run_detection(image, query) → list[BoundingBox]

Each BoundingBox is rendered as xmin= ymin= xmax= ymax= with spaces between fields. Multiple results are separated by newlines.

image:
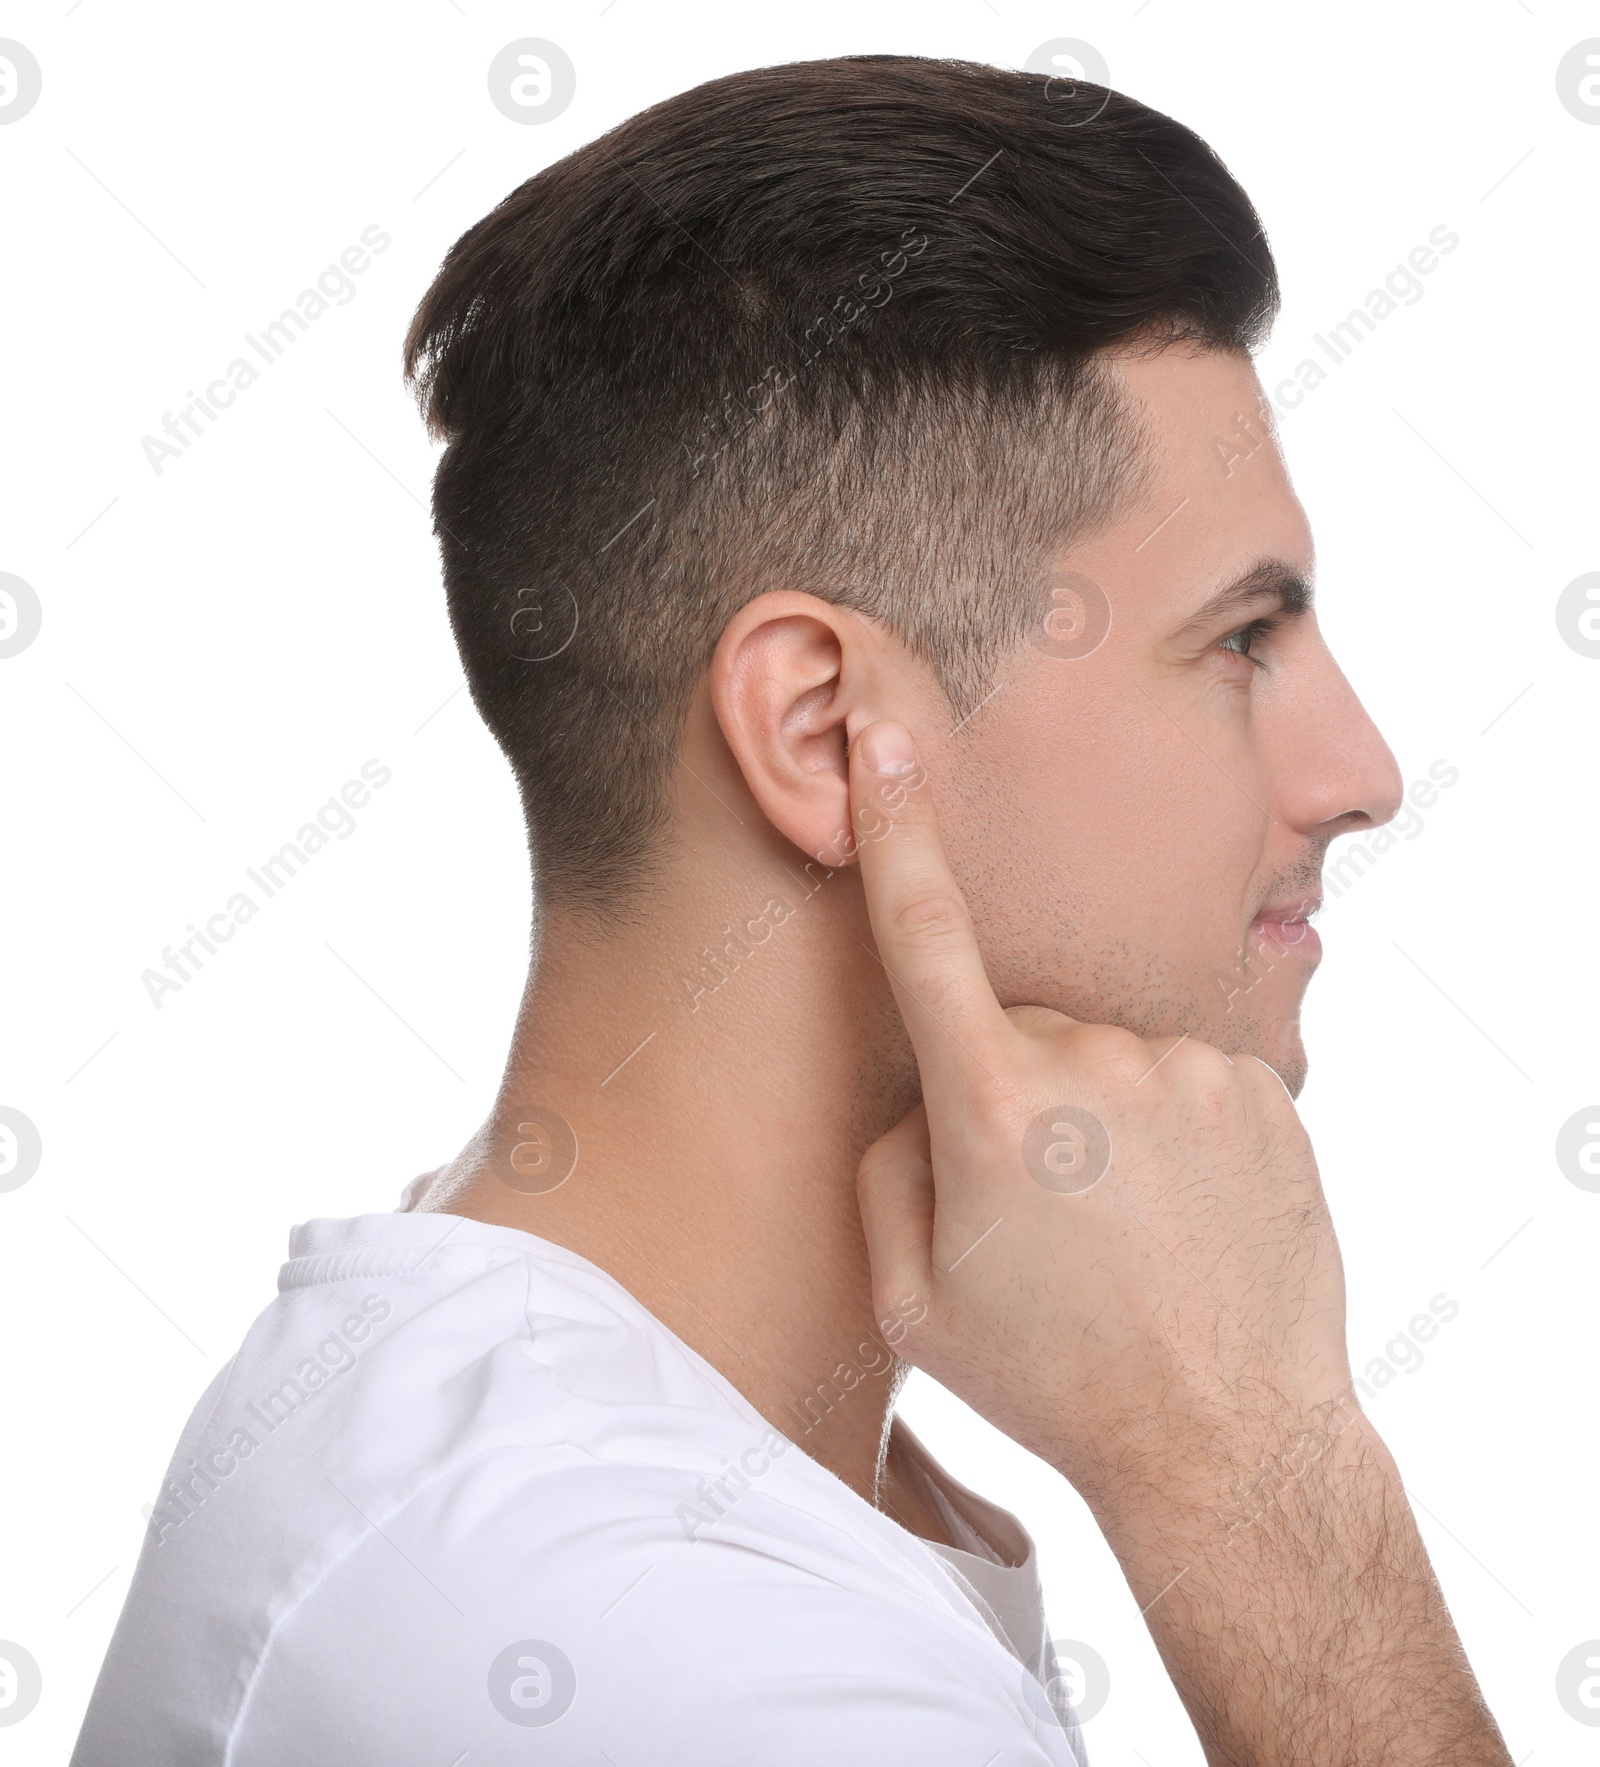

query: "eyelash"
xmin=1217 ymin=616 xmax=1281 ymax=668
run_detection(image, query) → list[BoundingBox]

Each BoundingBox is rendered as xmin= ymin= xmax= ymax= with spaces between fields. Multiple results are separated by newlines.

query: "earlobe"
xmin=709 ymin=593 xmax=858 ymax=866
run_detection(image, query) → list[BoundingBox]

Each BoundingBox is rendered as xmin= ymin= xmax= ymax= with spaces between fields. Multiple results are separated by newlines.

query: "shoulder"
xmin=228 ymin=1449 xmax=1074 ymax=1766
xmin=80 ymin=1217 xmax=1075 ymax=1764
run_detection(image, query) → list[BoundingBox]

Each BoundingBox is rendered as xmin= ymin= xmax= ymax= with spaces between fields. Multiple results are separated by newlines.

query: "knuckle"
xmin=857 ymin=1136 xmax=912 ymax=1185
xmin=1246 ymin=1064 xmax=1307 ymax=1134
xmin=888 ymin=888 xmax=971 ymax=951
xmin=855 ymin=1139 xmax=891 ymax=1185
xmin=854 ymin=772 xmax=930 ymax=841
xmin=1004 ymin=1002 xmax=1071 ymax=1038
xmin=1166 ymin=1038 xmax=1240 ymax=1089
xmin=860 ymin=767 xmax=927 ymax=819
xmin=1241 ymin=1053 xmax=1294 ymax=1101
xmin=1070 ymin=1025 xmax=1152 ymax=1087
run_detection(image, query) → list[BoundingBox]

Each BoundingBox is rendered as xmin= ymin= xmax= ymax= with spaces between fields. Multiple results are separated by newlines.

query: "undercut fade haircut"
xmin=404 ymin=54 xmax=1278 ymax=918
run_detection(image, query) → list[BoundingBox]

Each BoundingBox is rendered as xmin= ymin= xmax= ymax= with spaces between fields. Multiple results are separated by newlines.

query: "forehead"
xmin=1081 ymin=344 xmax=1314 ymax=626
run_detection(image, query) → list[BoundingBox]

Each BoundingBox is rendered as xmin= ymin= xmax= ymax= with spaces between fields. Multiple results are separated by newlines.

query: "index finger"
xmin=848 ymin=720 xmax=1014 ymax=1091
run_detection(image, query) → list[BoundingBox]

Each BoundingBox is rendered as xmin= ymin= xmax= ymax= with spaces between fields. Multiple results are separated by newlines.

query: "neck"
xmin=422 ymin=847 xmax=926 ymax=1520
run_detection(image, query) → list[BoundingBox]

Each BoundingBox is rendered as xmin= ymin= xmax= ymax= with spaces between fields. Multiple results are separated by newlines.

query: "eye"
xmin=1217 ymin=615 xmax=1280 ymax=668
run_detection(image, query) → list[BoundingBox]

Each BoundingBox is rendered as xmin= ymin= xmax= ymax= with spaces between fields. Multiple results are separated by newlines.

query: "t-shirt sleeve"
xmin=229 ymin=1457 xmax=1077 ymax=1767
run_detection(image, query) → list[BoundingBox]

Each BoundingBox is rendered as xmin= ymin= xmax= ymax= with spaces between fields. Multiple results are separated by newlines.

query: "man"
xmin=77 ymin=54 xmax=1510 ymax=1765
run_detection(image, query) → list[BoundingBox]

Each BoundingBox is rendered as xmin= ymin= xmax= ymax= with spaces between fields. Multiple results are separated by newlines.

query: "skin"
xmin=846 ymin=717 xmax=1508 ymax=1763
xmin=417 ymin=343 xmax=1509 ymax=1758
xmin=420 ymin=342 xmax=1391 ymax=1510
xmin=938 ymin=345 xmax=1397 ymax=1099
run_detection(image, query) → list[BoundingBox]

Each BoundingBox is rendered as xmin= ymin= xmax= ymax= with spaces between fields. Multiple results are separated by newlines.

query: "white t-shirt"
xmin=75 ymin=1177 xmax=1086 ymax=1766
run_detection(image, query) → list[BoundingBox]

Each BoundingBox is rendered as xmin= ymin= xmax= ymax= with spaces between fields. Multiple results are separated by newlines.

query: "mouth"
xmin=1249 ymin=892 xmax=1323 ymax=961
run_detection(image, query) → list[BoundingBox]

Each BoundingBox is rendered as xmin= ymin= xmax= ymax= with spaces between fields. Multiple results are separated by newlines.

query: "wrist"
xmin=1077 ymin=1383 xmax=1395 ymax=1557
xmin=1078 ymin=1400 xmax=1508 ymax=1767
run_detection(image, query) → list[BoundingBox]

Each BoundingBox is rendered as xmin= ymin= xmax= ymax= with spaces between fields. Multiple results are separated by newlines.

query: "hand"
xmin=849 ymin=719 xmax=1512 ymax=1765
xmin=849 ymin=718 xmax=1353 ymax=1516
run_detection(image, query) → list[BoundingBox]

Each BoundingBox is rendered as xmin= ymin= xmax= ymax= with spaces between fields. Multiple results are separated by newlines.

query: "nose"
xmin=1276 ymin=636 xmax=1404 ymax=841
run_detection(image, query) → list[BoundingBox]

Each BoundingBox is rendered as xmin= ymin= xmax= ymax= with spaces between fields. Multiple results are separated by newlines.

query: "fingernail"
xmin=859 ymin=721 xmax=918 ymax=777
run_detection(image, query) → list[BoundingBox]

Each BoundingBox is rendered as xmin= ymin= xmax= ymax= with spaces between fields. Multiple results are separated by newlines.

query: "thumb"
xmin=855 ymin=1101 xmax=935 ymax=1328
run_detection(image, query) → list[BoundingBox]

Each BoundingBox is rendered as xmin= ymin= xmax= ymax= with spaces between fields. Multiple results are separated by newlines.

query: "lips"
xmin=1249 ymin=893 xmax=1323 ymax=958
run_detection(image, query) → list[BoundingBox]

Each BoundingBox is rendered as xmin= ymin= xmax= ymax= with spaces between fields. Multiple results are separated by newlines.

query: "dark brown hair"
xmin=404 ymin=54 xmax=1278 ymax=916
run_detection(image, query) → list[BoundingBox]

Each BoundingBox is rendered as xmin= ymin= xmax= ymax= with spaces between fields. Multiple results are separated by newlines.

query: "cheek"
xmin=955 ymin=676 xmax=1263 ymax=949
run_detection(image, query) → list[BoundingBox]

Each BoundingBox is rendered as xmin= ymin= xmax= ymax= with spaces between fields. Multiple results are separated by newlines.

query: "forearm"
xmin=1087 ymin=1404 xmax=1510 ymax=1767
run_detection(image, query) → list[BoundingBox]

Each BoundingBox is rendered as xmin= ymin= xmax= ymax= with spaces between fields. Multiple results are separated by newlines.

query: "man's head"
xmin=406 ymin=53 xmax=1400 ymax=1095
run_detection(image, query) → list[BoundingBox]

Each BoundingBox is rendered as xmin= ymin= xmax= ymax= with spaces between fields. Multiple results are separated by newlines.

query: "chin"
xmin=1254 ymin=1028 xmax=1308 ymax=1098
xmin=1275 ymin=1046 xmax=1308 ymax=1099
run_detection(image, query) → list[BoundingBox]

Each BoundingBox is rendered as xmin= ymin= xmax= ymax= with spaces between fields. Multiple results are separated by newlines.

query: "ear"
xmin=709 ymin=591 xmax=871 ymax=867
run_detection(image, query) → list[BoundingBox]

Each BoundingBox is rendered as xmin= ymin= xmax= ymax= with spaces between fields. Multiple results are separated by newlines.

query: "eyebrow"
xmin=1175 ymin=558 xmax=1314 ymax=636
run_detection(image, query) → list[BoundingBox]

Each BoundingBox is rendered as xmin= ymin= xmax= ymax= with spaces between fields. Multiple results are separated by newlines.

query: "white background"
xmin=2 ymin=2 xmax=1596 ymax=1761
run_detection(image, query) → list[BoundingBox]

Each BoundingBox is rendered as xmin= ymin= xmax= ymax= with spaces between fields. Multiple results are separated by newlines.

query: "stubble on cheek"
xmin=979 ymin=903 xmax=1312 ymax=1096
xmin=930 ymin=767 xmax=1313 ymax=1088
